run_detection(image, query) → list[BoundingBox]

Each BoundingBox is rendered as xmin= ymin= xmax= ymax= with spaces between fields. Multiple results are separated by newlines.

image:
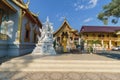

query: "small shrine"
xmin=33 ymin=17 xmax=56 ymax=55
xmin=53 ymin=19 xmax=79 ymax=53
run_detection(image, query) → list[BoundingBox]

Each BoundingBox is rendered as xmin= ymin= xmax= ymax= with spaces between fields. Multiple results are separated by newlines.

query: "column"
xmin=79 ymin=38 xmax=81 ymax=45
xmin=109 ymin=40 xmax=112 ymax=50
xmin=15 ymin=9 xmax=22 ymax=43
xmin=101 ymin=40 xmax=104 ymax=50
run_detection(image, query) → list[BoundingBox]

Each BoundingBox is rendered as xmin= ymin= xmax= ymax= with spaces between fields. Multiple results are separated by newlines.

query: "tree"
xmin=98 ymin=0 xmax=120 ymax=24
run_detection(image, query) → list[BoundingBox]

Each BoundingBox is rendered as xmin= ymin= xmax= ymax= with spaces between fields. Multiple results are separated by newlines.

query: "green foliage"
xmin=98 ymin=0 xmax=120 ymax=24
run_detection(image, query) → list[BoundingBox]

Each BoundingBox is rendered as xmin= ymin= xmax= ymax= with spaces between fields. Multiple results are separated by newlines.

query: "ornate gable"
xmin=53 ymin=19 xmax=72 ymax=36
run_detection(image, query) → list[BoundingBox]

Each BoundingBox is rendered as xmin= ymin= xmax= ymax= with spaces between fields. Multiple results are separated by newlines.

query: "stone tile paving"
xmin=0 ymin=72 xmax=120 ymax=80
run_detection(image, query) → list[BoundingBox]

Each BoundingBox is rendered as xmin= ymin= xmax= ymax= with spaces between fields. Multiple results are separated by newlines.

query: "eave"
xmin=12 ymin=0 xmax=27 ymax=9
xmin=1 ymin=0 xmax=17 ymax=12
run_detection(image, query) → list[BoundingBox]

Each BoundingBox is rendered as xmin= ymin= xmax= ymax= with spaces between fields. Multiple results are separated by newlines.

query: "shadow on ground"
xmin=96 ymin=52 xmax=120 ymax=60
xmin=0 ymin=53 xmax=52 ymax=80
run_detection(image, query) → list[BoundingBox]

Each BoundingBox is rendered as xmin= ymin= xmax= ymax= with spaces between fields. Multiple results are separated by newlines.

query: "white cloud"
xmin=59 ymin=16 xmax=65 ymax=21
xmin=74 ymin=0 xmax=98 ymax=11
xmin=87 ymin=0 xmax=98 ymax=8
xmin=56 ymin=13 xmax=68 ymax=21
xmin=83 ymin=18 xmax=93 ymax=23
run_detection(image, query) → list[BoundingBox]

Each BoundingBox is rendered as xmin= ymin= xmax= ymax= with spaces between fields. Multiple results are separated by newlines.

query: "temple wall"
xmin=7 ymin=43 xmax=35 ymax=56
xmin=21 ymin=16 xmax=28 ymax=43
xmin=0 ymin=1 xmax=40 ymax=57
xmin=6 ymin=0 xmax=20 ymax=42
xmin=0 ymin=1 xmax=20 ymax=57
xmin=0 ymin=40 xmax=8 ymax=57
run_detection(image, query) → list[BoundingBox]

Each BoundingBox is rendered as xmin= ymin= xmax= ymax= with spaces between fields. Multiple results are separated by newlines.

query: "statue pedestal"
xmin=32 ymin=42 xmax=56 ymax=55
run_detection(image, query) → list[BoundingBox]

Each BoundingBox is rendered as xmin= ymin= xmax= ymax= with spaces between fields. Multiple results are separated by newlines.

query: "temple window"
xmin=24 ymin=21 xmax=31 ymax=42
xmin=57 ymin=37 xmax=60 ymax=41
xmin=34 ymin=31 xmax=37 ymax=43
xmin=98 ymin=34 xmax=101 ymax=37
xmin=86 ymin=34 xmax=88 ymax=37
xmin=102 ymin=35 xmax=104 ymax=37
xmin=26 ymin=30 xmax=29 ymax=38
xmin=112 ymin=34 xmax=117 ymax=37
xmin=65 ymin=32 xmax=68 ymax=38
xmin=92 ymin=34 xmax=96 ymax=37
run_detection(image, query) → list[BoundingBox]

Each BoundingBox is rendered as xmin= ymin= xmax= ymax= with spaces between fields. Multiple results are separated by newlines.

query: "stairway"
xmin=1 ymin=56 xmax=120 ymax=73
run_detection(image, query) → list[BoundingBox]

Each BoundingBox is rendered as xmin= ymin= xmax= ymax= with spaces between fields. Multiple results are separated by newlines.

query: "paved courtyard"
xmin=1 ymin=71 xmax=120 ymax=80
xmin=0 ymin=52 xmax=120 ymax=80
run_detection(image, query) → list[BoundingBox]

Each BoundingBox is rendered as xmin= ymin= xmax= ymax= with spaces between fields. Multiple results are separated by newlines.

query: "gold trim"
xmin=16 ymin=9 xmax=22 ymax=42
xmin=12 ymin=0 xmax=27 ymax=9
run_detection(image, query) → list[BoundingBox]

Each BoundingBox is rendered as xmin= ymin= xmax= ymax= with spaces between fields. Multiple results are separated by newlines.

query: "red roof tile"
xmin=80 ymin=26 xmax=120 ymax=33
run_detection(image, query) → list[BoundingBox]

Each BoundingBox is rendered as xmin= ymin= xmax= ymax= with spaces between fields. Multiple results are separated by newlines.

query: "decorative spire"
xmin=64 ymin=17 xmax=67 ymax=21
xmin=36 ymin=12 xmax=40 ymax=16
xmin=46 ymin=16 xmax=49 ymax=22
xmin=26 ymin=0 xmax=30 ymax=8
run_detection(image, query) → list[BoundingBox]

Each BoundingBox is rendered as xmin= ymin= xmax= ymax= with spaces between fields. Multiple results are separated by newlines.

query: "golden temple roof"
xmin=54 ymin=19 xmax=78 ymax=36
xmin=12 ymin=0 xmax=28 ymax=9
xmin=11 ymin=0 xmax=42 ymax=27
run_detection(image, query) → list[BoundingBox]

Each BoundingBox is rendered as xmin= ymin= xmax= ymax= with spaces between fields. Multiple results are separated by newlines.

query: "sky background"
xmin=24 ymin=0 xmax=120 ymax=31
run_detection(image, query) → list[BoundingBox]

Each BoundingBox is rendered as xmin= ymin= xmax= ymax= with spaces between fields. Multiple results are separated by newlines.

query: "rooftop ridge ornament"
xmin=46 ymin=16 xmax=49 ymax=22
xmin=36 ymin=12 xmax=40 ymax=16
xmin=25 ymin=0 xmax=30 ymax=8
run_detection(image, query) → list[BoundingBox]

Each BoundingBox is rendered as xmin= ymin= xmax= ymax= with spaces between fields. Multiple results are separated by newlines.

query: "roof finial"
xmin=64 ymin=17 xmax=67 ymax=21
xmin=46 ymin=16 xmax=49 ymax=22
xmin=26 ymin=0 xmax=30 ymax=8
xmin=36 ymin=12 xmax=40 ymax=16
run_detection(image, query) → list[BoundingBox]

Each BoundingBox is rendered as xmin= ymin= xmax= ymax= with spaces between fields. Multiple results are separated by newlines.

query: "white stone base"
xmin=32 ymin=42 xmax=56 ymax=55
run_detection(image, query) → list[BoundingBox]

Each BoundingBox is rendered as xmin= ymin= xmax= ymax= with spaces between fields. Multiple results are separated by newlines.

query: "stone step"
xmin=4 ymin=60 xmax=120 ymax=64
xmin=1 ymin=60 xmax=120 ymax=72
xmin=1 ymin=67 xmax=120 ymax=72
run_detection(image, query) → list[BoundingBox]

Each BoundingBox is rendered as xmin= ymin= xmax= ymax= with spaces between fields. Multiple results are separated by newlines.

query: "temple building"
xmin=53 ymin=19 xmax=79 ymax=52
xmin=0 ymin=0 xmax=42 ymax=57
xmin=80 ymin=26 xmax=120 ymax=50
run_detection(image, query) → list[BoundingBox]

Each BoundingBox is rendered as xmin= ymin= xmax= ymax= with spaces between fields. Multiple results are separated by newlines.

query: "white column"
xmin=79 ymin=38 xmax=81 ymax=45
xmin=101 ymin=40 xmax=104 ymax=49
xmin=109 ymin=40 xmax=112 ymax=49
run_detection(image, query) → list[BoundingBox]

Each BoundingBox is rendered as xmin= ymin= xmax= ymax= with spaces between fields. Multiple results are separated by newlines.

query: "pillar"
xmin=15 ymin=9 xmax=22 ymax=43
xmin=109 ymin=40 xmax=112 ymax=50
xmin=101 ymin=40 xmax=104 ymax=49
xmin=79 ymin=38 xmax=81 ymax=45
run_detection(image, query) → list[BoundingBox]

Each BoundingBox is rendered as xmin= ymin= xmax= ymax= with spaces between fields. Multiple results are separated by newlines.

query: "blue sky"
xmin=24 ymin=0 xmax=120 ymax=31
